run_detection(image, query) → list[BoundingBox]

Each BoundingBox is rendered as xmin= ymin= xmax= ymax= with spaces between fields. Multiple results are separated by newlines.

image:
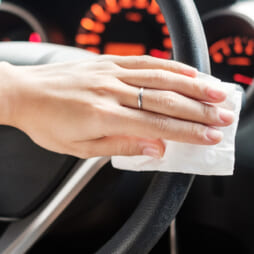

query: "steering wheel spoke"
xmin=0 ymin=157 xmax=109 ymax=254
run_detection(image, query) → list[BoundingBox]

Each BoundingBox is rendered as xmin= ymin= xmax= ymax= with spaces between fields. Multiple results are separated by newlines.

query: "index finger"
xmin=98 ymin=55 xmax=198 ymax=77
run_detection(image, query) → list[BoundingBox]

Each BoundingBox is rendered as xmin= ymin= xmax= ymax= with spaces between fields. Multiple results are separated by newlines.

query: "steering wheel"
xmin=0 ymin=0 xmax=210 ymax=253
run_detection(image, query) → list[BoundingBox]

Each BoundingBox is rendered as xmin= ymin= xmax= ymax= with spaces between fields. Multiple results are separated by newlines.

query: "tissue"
xmin=111 ymin=74 xmax=242 ymax=176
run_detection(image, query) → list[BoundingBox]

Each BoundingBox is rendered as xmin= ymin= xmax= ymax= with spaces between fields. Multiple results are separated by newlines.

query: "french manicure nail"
xmin=206 ymin=128 xmax=224 ymax=142
xmin=219 ymin=108 xmax=235 ymax=124
xmin=142 ymin=147 xmax=162 ymax=159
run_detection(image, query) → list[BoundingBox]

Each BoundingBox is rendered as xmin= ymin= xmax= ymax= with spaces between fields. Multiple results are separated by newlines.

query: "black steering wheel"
xmin=0 ymin=0 xmax=210 ymax=253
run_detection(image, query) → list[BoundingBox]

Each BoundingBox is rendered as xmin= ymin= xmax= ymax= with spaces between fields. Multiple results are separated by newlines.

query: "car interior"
xmin=0 ymin=0 xmax=253 ymax=253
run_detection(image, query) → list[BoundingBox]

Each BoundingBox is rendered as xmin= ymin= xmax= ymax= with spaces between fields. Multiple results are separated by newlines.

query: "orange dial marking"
xmin=75 ymin=34 xmax=101 ymax=45
xmin=210 ymin=37 xmax=254 ymax=68
xmin=213 ymin=52 xmax=223 ymax=63
xmin=209 ymin=39 xmax=231 ymax=56
xmin=245 ymin=40 xmax=254 ymax=56
xmin=162 ymin=25 xmax=169 ymax=35
xmin=104 ymin=42 xmax=145 ymax=55
xmin=227 ymin=57 xmax=251 ymax=66
xmin=134 ymin=0 xmax=148 ymax=9
xmin=78 ymin=0 xmax=171 ymax=59
xmin=81 ymin=18 xmax=105 ymax=33
xmin=156 ymin=13 xmax=165 ymax=24
xmin=85 ymin=47 xmax=101 ymax=54
xmin=94 ymin=22 xmax=105 ymax=33
xmin=81 ymin=18 xmax=94 ymax=30
xmin=234 ymin=37 xmax=243 ymax=54
xmin=119 ymin=0 xmax=133 ymax=9
xmin=105 ymin=0 xmax=121 ymax=13
xmin=163 ymin=38 xmax=172 ymax=49
xmin=147 ymin=0 xmax=160 ymax=14
xmin=91 ymin=4 xmax=111 ymax=23
xmin=125 ymin=12 xmax=143 ymax=22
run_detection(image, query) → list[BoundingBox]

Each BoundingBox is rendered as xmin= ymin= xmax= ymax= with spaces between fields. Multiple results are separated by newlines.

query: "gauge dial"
xmin=0 ymin=2 xmax=47 ymax=43
xmin=76 ymin=0 xmax=172 ymax=59
xmin=209 ymin=36 xmax=254 ymax=89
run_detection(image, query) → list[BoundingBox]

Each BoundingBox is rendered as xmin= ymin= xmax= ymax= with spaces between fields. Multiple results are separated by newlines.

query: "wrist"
xmin=0 ymin=62 xmax=23 ymax=127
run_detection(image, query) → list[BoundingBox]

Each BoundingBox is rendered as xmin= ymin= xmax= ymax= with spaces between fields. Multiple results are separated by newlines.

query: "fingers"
xmin=119 ymin=88 xmax=234 ymax=127
xmin=109 ymin=107 xmax=224 ymax=146
xmin=117 ymin=69 xmax=226 ymax=103
xmin=94 ymin=54 xmax=226 ymax=103
xmin=98 ymin=55 xmax=197 ymax=77
xmin=73 ymin=136 xmax=166 ymax=159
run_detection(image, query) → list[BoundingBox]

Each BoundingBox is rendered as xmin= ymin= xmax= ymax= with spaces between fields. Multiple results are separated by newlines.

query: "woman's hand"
xmin=0 ymin=55 xmax=234 ymax=159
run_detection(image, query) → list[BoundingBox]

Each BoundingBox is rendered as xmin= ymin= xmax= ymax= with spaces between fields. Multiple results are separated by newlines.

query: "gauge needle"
xmin=233 ymin=73 xmax=253 ymax=86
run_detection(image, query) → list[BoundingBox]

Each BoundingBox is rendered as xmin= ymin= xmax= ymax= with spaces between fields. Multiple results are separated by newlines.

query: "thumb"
xmin=75 ymin=135 xmax=165 ymax=159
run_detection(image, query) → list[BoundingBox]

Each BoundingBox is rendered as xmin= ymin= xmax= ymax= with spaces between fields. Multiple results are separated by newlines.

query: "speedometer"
xmin=209 ymin=36 xmax=254 ymax=89
xmin=76 ymin=0 xmax=172 ymax=59
xmin=203 ymin=3 xmax=254 ymax=90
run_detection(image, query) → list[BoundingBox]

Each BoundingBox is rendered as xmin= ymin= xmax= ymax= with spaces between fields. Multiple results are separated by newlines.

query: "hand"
xmin=1 ymin=55 xmax=234 ymax=159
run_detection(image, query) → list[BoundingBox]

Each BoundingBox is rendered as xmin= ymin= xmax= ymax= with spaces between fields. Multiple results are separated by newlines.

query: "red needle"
xmin=149 ymin=49 xmax=170 ymax=59
xmin=233 ymin=73 xmax=253 ymax=86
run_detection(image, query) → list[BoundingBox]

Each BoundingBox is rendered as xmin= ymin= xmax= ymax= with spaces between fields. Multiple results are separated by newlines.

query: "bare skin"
xmin=0 ymin=55 xmax=234 ymax=159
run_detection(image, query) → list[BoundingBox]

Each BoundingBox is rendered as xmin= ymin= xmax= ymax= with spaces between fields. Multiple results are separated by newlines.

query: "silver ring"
xmin=138 ymin=87 xmax=144 ymax=109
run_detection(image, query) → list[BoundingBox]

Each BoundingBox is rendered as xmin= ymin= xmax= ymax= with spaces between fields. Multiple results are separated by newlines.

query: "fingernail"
xmin=219 ymin=108 xmax=235 ymax=124
xmin=182 ymin=68 xmax=198 ymax=77
xmin=207 ymin=87 xmax=226 ymax=100
xmin=142 ymin=147 xmax=162 ymax=159
xmin=206 ymin=128 xmax=224 ymax=142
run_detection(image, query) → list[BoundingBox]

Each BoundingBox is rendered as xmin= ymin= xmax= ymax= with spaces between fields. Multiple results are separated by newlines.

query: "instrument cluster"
xmin=0 ymin=0 xmax=253 ymax=90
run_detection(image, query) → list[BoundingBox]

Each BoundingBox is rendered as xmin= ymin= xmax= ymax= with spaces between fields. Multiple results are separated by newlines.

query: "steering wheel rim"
xmin=0 ymin=0 xmax=210 ymax=253
xmin=97 ymin=0 xmax=210 ymax=252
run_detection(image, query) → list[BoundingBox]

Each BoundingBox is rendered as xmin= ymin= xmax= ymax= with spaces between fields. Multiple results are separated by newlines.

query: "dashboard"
xmin=0 ymin=0 xmax=253 ymax=91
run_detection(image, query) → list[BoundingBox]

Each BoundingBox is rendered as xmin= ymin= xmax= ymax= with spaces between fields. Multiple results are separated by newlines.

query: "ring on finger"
xmin=138 ymin=87 xmax=144 ymax=109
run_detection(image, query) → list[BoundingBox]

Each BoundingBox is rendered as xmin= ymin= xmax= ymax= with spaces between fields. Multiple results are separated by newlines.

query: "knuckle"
xmin=97 ymin=55 xmax=111 ymax=61
xmin=131 ymin=55 xmax=151 ymax=67
xmin=189 ymin=124 xmax=205 ymax=141
xmin=91 ymin=83 xmax=111 ymax=96
xmin=201 ymin=104 xmax=218 ymax=122
xmin=152 ymin=70 xmax=168 ymax=84
xmin=189 ymin=79 xmax=203 ymax=95
xmin=90 ymin=78 xmax=119 ymax=97
xmin=113 ymin=138 xmax=140 ymax=156
xmin=154 ymin=117 xmax=169 ymax=133
xmin=104 ymin=60 xmax=119 ymax=70
xmin=164 ymin=92 xmax=177 ymax=109
xmin=139 ymin=55 xmax=153 ymax=64
xmin=156 ymin=92 xmax=176 ymax=110
xmin=96 ymin=60 xmax=120 ymax=72
xmin=166 ymin=60 xmax=176 ymax=68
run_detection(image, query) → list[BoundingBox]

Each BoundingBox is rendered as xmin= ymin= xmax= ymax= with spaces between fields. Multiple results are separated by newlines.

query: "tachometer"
xmin=0 ymin=2 xmax=47 ymax=43
xmin=76 ymin=0 xmax=172 ymax=59
xmin=209 ymin=36 xmax=254 ymax=89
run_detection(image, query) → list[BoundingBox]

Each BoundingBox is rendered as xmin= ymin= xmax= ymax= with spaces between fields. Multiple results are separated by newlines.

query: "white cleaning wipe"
xmin=111 ymin=73 xmax=242 ymax=175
